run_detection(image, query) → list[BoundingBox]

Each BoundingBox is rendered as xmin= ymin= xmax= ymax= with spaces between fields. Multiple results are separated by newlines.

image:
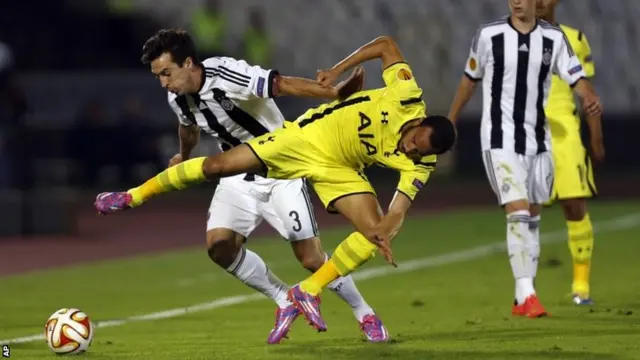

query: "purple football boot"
xmin=287 ymin=284 xmax=327 ymax=332
xmin=359 ymin=314 xmax=390 ymax=342
xmin=94 ymin=192 xmax=133 ymax=215
xmin=267 ymin=304 xmax=300 ymax=344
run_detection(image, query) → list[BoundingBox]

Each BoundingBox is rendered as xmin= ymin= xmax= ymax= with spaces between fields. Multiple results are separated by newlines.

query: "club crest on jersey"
xmin=221 ymin=99 xmax=235 ymax=111
xmin=542 ymin=48 xmax=552 ymax=66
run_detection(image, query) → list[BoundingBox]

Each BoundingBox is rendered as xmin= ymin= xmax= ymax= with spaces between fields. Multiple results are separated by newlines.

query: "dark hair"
xmin=140 ymin=29 xmax=198 ymax=66
xmin=420 ymin=115 xmax=456 ymax=155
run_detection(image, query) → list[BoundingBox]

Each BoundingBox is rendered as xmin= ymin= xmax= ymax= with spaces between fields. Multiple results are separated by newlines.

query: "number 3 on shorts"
xmin=289 ymin=210 xmax=302 ymax=232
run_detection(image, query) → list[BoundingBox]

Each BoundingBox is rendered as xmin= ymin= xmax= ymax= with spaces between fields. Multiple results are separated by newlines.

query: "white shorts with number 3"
xmin=207 ymin=175 xmax=319 ymax=241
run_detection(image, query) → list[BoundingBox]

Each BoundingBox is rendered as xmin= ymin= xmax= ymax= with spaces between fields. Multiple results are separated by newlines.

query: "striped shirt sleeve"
xmin=465 ymin=27 xmax=487 ymax=81
xmin=203 ymin=57 xmax=278 ymax=100
xmin=554 ymin=32 xmax=586 ymax=86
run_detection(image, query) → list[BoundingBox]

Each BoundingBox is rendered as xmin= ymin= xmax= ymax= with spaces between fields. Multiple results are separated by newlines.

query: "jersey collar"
xmin=192 ymin=63 xmax=208 ymax=95
xmin=507 ymin=16 xmax=539 ymax=35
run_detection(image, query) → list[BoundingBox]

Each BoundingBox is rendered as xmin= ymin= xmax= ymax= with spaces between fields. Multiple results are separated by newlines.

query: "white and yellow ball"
xmin=44 ymin=308 xmax=94 ymax=355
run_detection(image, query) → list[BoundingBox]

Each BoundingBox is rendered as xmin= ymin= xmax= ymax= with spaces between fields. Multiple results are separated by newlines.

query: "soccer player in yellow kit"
xmin=95 ymin=36 xmax=456 ymax=333
xmin=537 ymin=0 xmax=604 ymax=305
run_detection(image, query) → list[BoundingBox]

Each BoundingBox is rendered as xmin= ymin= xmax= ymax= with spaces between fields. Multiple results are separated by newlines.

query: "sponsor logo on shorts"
xmin=257 ymin=77 xmax=266 ymax=97
xmin=568 ymin=64 xmax=583 ymax=75
xmin=413 ymin=178 xmax=424 ymax=190
xmin=501 ymin=182 xmax=511 ymax=193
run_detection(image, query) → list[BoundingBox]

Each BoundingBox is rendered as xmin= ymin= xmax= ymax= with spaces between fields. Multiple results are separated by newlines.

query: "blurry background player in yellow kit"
xmin=537 ymin=0 xmax=605 ymax=305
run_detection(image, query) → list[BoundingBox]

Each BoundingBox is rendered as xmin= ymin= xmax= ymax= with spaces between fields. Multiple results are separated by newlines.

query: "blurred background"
xmin=0 ymin=0 xmax=638 ymax=263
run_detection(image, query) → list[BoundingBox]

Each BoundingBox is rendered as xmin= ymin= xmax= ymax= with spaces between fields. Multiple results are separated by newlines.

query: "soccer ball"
xmin=44 ymin=308 xmax=94 ymax=355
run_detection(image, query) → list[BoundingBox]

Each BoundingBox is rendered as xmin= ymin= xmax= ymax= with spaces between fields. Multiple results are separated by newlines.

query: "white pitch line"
xmin=3 ymin=213 xmax=639 ymax=345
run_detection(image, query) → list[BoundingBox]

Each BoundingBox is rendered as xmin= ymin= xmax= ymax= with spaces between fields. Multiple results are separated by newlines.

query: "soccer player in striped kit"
xmin=135 ymin=29 xmax=389 ymax=343
xmin=448 ymin=0 xmax=602 ymax=317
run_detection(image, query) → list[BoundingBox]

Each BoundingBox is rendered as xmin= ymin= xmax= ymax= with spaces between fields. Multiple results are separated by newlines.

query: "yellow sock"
xmin=300 ymin=232 xmax=377 ymax=295
xmin=567 ymin=213 xmax=594 ymax=296
xmin=299 ymin=261 xmax=340 ymax=295
xmin=128 ymin=157 xmax=207 ymax=206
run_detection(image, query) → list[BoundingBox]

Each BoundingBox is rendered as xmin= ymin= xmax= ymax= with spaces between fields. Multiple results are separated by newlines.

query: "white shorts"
xmin=207 ymin=174 xmax=319 ymax=241
xmin=482 ymin=149 xmax=554 ymax=205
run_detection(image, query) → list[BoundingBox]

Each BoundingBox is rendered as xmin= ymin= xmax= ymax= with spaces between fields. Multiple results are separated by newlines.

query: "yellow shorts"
xmin=550 ymin=136 xmax=597 ymax=201
xmin=245 ymin=126 xmax=375 ymax=213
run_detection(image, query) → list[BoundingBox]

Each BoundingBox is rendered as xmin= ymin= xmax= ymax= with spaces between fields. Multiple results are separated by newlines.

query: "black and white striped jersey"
xmin=465 ymin=17 xmax=587 ymax=155
xmin=168 ymin=57 xmax=283 ymax=153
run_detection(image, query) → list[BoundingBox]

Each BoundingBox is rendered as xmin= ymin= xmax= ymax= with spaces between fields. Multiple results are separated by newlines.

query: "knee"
xmin=206 ymin=235 xmax=240 ymax=268
xmin=300 ymin=253 xmax=326 ymax=272
xmin=202 ymin=157 xmax=225 ymax=178
xmin=561 ymin=200 xmax=586 ymax=221
xmin=505 ymin=200 xmax=530 ymax=214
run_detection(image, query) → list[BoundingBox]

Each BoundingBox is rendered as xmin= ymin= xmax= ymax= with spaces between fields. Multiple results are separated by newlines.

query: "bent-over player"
xmin=95 ymin=35 xmax=456 ymax=332
xmin=448 ymin=0 xmax=602 ymax=317
xmin=135 ymin=29 xmax=388 ymax=343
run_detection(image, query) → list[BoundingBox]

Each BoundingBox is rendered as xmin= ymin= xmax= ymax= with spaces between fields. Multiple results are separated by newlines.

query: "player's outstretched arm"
xmin=274 ymin=67 xmax=364 ymax=100
xmin=369 ymin=191 xmax=413 ymax=268
xmin=179 ymin=124 xmax=199 ymax=158
xmin=317 ymin=36 xmax=404 ymax=87
xmin=448 ymin=75 xmax=478 ymax=124
xmin=449 ymin=26 xmax=486 ymax=124
xmin=381 ymin=191 xmax=413 ymax=238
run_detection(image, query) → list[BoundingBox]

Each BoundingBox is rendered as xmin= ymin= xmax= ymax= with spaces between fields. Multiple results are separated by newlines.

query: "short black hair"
xmin=140 ymin=29 xmax=198 ymax=66
xmin=420 ymin=115 xmax=456 ymax=155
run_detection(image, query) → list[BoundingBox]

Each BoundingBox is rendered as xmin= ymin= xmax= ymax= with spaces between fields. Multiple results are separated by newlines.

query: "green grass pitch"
xmin=2 ymin=201 xmax=640 ymax=359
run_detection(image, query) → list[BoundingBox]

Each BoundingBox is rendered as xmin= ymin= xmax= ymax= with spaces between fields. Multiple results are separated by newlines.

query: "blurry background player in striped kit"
xmin=447 ymin=0 xmax=602 ymax=317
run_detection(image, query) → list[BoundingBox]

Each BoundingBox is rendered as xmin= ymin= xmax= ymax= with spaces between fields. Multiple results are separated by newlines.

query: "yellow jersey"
xmin=546 ymin=24 xmax=595 ymax=138
xmin=291 ymin=62 xmax=436 ymax=200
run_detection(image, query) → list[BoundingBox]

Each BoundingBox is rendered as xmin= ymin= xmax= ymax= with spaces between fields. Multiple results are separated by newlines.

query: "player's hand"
xmin=371 ymin=212 xmax=405 ymax=267
xmin=583 ymin=94 xmax=602 ymax=117
xmin=168 ymin=153 xmax=184 ymax=168
xmin=335 ymin=66 xmax=365 ymax=100
xmin=590 ymin=138 xmax=605 ymax=164
xmin=316 ymin=68 xmax=341 ymax=88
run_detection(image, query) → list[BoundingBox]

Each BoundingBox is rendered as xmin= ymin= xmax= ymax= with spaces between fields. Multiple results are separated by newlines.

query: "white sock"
xmin=226 ymin=247 xmax=291 ymax=309
xmin=517 ymin=277 xmax=536 ymax=303
xmin=528 ymin=215 xmax=541 ymax=279
xmin=507 ymin=210 xmax=535 ymax=303
xmin=325 ymin=254 xmax=374 ymax=322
